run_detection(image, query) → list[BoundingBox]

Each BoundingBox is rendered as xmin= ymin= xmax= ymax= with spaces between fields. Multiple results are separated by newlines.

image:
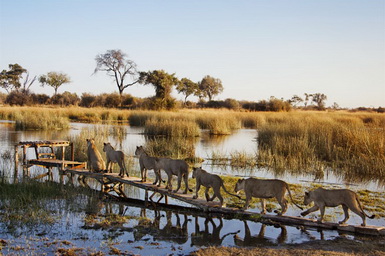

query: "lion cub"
xmin=301 ymin=187 xmax=375 ymax=226
xmin=192 ymin=167 xmax=240 ymax=207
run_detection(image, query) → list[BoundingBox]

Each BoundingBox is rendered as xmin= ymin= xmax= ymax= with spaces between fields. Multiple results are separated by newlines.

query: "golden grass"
xmin=144 ymin=117 xmax=200 ymax=137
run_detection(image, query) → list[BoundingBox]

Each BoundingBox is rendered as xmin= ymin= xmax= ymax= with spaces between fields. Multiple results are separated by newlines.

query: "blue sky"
xmin=1 ymin=0 xmax=384 ymax=108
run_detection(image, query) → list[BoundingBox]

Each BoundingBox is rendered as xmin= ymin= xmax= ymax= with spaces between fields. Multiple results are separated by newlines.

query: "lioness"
xmin=134 ymin=146 xmax=160 ymax=183
xmin=300 ymin=187 xmax=375 ymax=226
xmin=155 ymin=157 xmax=193 ymax=194
xmin=86 ymin=138 xmax=105 ymax=172
xmin=235 ymin=178 xmax=303 ymax=215
xmin=192 ymin=167 xmax=241 ymax=207
xmin=103 ymin=142 xmax=129 ymax=177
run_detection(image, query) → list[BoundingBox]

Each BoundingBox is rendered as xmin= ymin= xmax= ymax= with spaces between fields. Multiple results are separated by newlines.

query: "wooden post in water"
xmin=145 ymin=189 xmax=149 ymax=206
xmin=22 ymin=145 xmax=27 ymax=165
xmin=14 ymin=145 xmax=19 ymax=183
xmin=70 ymin=142 xmax=74 ymax=161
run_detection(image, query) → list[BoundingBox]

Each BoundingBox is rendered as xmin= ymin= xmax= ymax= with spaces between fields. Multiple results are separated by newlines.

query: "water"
xmin=0 ymin=122 xmax=384 ymax=255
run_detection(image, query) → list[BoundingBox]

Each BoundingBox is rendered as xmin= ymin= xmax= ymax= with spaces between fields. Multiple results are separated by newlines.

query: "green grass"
xmin=0 ymin=180 xmax=63 ymax=226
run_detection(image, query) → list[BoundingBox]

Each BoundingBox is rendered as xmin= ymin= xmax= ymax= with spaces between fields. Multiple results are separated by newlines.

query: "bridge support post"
xmin=145 ymin=189 xmax=149 ymax=206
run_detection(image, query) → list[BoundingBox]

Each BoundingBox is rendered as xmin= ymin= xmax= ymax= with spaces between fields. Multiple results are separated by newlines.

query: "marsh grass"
xmin=209 ymin=151 xmax=228 ymax=165
xmin=257 ymin=112 xmax=385 ymax=181
xmin=230 ymin=151 xmax=258 ymax=168
xmin=144 ymin=137 xmax=199 ymax=162
xmin=0 ymin=180 xmax=62 ymax=226
xmin=14 ymin=111 xmax=70 ymax=130
xmin=144 ymin=117 xmax=200 ymax=137
xmin=64 ymin=125 xmax=109 ymax=162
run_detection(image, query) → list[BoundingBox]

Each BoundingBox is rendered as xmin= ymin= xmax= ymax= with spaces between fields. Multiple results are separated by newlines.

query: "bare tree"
xmin=94 ymin=49 xmax=139 ymax=96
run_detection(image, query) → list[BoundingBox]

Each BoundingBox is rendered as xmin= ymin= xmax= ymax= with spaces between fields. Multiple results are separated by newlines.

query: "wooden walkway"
xmin=63 ymin=168 xmax=385 ymax=237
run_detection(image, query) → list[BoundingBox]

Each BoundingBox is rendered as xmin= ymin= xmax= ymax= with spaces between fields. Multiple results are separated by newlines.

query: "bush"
xmin=5 ymin=91 xmax=31 ymax=106
xmin=50 ymin=91 xmax=79 ymax=106
xmin=80 ymin=93 xmax=97 ymax=107
xmin=104 ymin=93 xmax=121 ymax=108
xmin=31 ymin=93 xmax=50 ymax=105
xmin=0 ymin=92 xmax=7 ymax=104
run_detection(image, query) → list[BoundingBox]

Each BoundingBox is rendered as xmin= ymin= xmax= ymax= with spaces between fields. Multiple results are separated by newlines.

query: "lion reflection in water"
xmin=233 ymin=220 xmax=287 ymax=246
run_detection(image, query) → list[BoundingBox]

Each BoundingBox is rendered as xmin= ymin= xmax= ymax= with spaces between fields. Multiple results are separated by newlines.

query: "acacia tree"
xmin=197 ymin=75 xmax=223 ymax=101
xmin=176 ymin=77 xmax=198 ymax=103
xmin=311 ymin=93 xmax=327 ymax=110
xmin=139 ymin=70 xmax=179 ymax=109
xmin=39 ymin=72 xmax=71 ymax=95
xmin=0 ymin=64 xmax=27 ymax=93
xmin=94 ymin=49 xmax=139 ymax=97
xmin=289 ymin=95 xmax=303 ymax=107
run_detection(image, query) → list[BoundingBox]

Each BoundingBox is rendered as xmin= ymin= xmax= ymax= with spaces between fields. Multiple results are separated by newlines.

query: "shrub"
xmin=50 ymin=91 xmax=79 ymax=106
xmin=31 ymin=93 xmax=50 ymax=105
xmin=104 ymin=93 xmax=121 ymax=108
xmin=80 ymin=93 xmax=97 ymax=107
xmin=5 ymin=91 xmax=31 ymax=106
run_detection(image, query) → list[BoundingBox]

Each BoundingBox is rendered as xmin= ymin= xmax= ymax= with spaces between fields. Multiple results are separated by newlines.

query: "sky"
xmin=0 ymin=0 xmax=384 ymax=108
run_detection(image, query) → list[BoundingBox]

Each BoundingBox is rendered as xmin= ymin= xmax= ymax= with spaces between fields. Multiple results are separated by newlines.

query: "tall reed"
xmin=144 ymin=117 xmax=200 ymax=137
xmin=143 ymin=136 xmax=198 ymax=162
xmin=257 ymin=112 xmax=385 ymax=181
xmin=14 ymin=111 xmax=70 ymax=130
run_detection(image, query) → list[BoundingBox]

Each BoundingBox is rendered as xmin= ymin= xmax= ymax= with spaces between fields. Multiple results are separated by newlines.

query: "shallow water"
xmin=0 ymin=122 xmax=384 ymax=255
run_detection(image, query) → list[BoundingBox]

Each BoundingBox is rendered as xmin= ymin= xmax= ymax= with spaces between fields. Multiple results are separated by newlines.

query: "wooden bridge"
xmin=15 ymin=140 xmax=385 ymax=237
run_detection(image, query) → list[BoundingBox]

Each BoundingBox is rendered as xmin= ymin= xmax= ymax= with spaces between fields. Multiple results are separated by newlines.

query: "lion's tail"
xmin=356 ymin=196 xmax=375 ymax=219
xmin=285 ymin=183 xmax=303 ymax=210
xmin=221 ymin=183 xmax=243 ymax=200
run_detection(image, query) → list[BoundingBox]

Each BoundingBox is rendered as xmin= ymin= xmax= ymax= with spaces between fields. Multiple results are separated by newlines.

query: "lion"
xmin=103 ymin=142 xmax=129 ymax=177
xmin=154 ymin=157 xmax=193 ymax=194
xmin=300 ymin=187 xmax=375 ymax=226
xmin=192 ymin=167 xmax=241 ymax=207
xmin=134 ymin=146 xmax=162 ymax=183
xmin=234 ymin=178 xmax=303 ymax=215
xmin=86 ymin=138 xmax=105 ymax=172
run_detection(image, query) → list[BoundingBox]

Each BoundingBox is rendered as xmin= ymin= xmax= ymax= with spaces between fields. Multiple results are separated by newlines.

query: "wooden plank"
xmin=16 ymin=140 xmax=71 ymax=147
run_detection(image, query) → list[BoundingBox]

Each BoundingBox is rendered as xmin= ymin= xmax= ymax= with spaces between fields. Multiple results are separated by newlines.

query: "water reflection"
xmin=233 ymin=221 xmax=287 ymax=246
xmin=191 ymin=216 xmax=239 ymax=247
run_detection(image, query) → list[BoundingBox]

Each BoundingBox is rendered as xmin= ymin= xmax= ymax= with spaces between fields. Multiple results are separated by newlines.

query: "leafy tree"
xmin=94 ymin=49 xmax=139 ymax=97
xmin=304 ymin=93 xmax=310 ymax=107
xmin=289 ymin=95 xmax=303 ymax=107
xmin=310 ymin=93 xmax=327 ymax=110
xmin=176 ymin=78 xmax=198 ymax=103
xmin=39 ymin=72 xmax=71 ymax=95
xmin=0 ymin=64 xmax=27 ymax=93
xmin=139 ymin=70 xmax=179 ymax=100
xmin=197 ymin=75 xmax=223 ymax=101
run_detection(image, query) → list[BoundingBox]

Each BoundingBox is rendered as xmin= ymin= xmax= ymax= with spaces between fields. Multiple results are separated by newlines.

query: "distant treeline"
xmin=0 ymin=91 xmax=384 ymax=113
